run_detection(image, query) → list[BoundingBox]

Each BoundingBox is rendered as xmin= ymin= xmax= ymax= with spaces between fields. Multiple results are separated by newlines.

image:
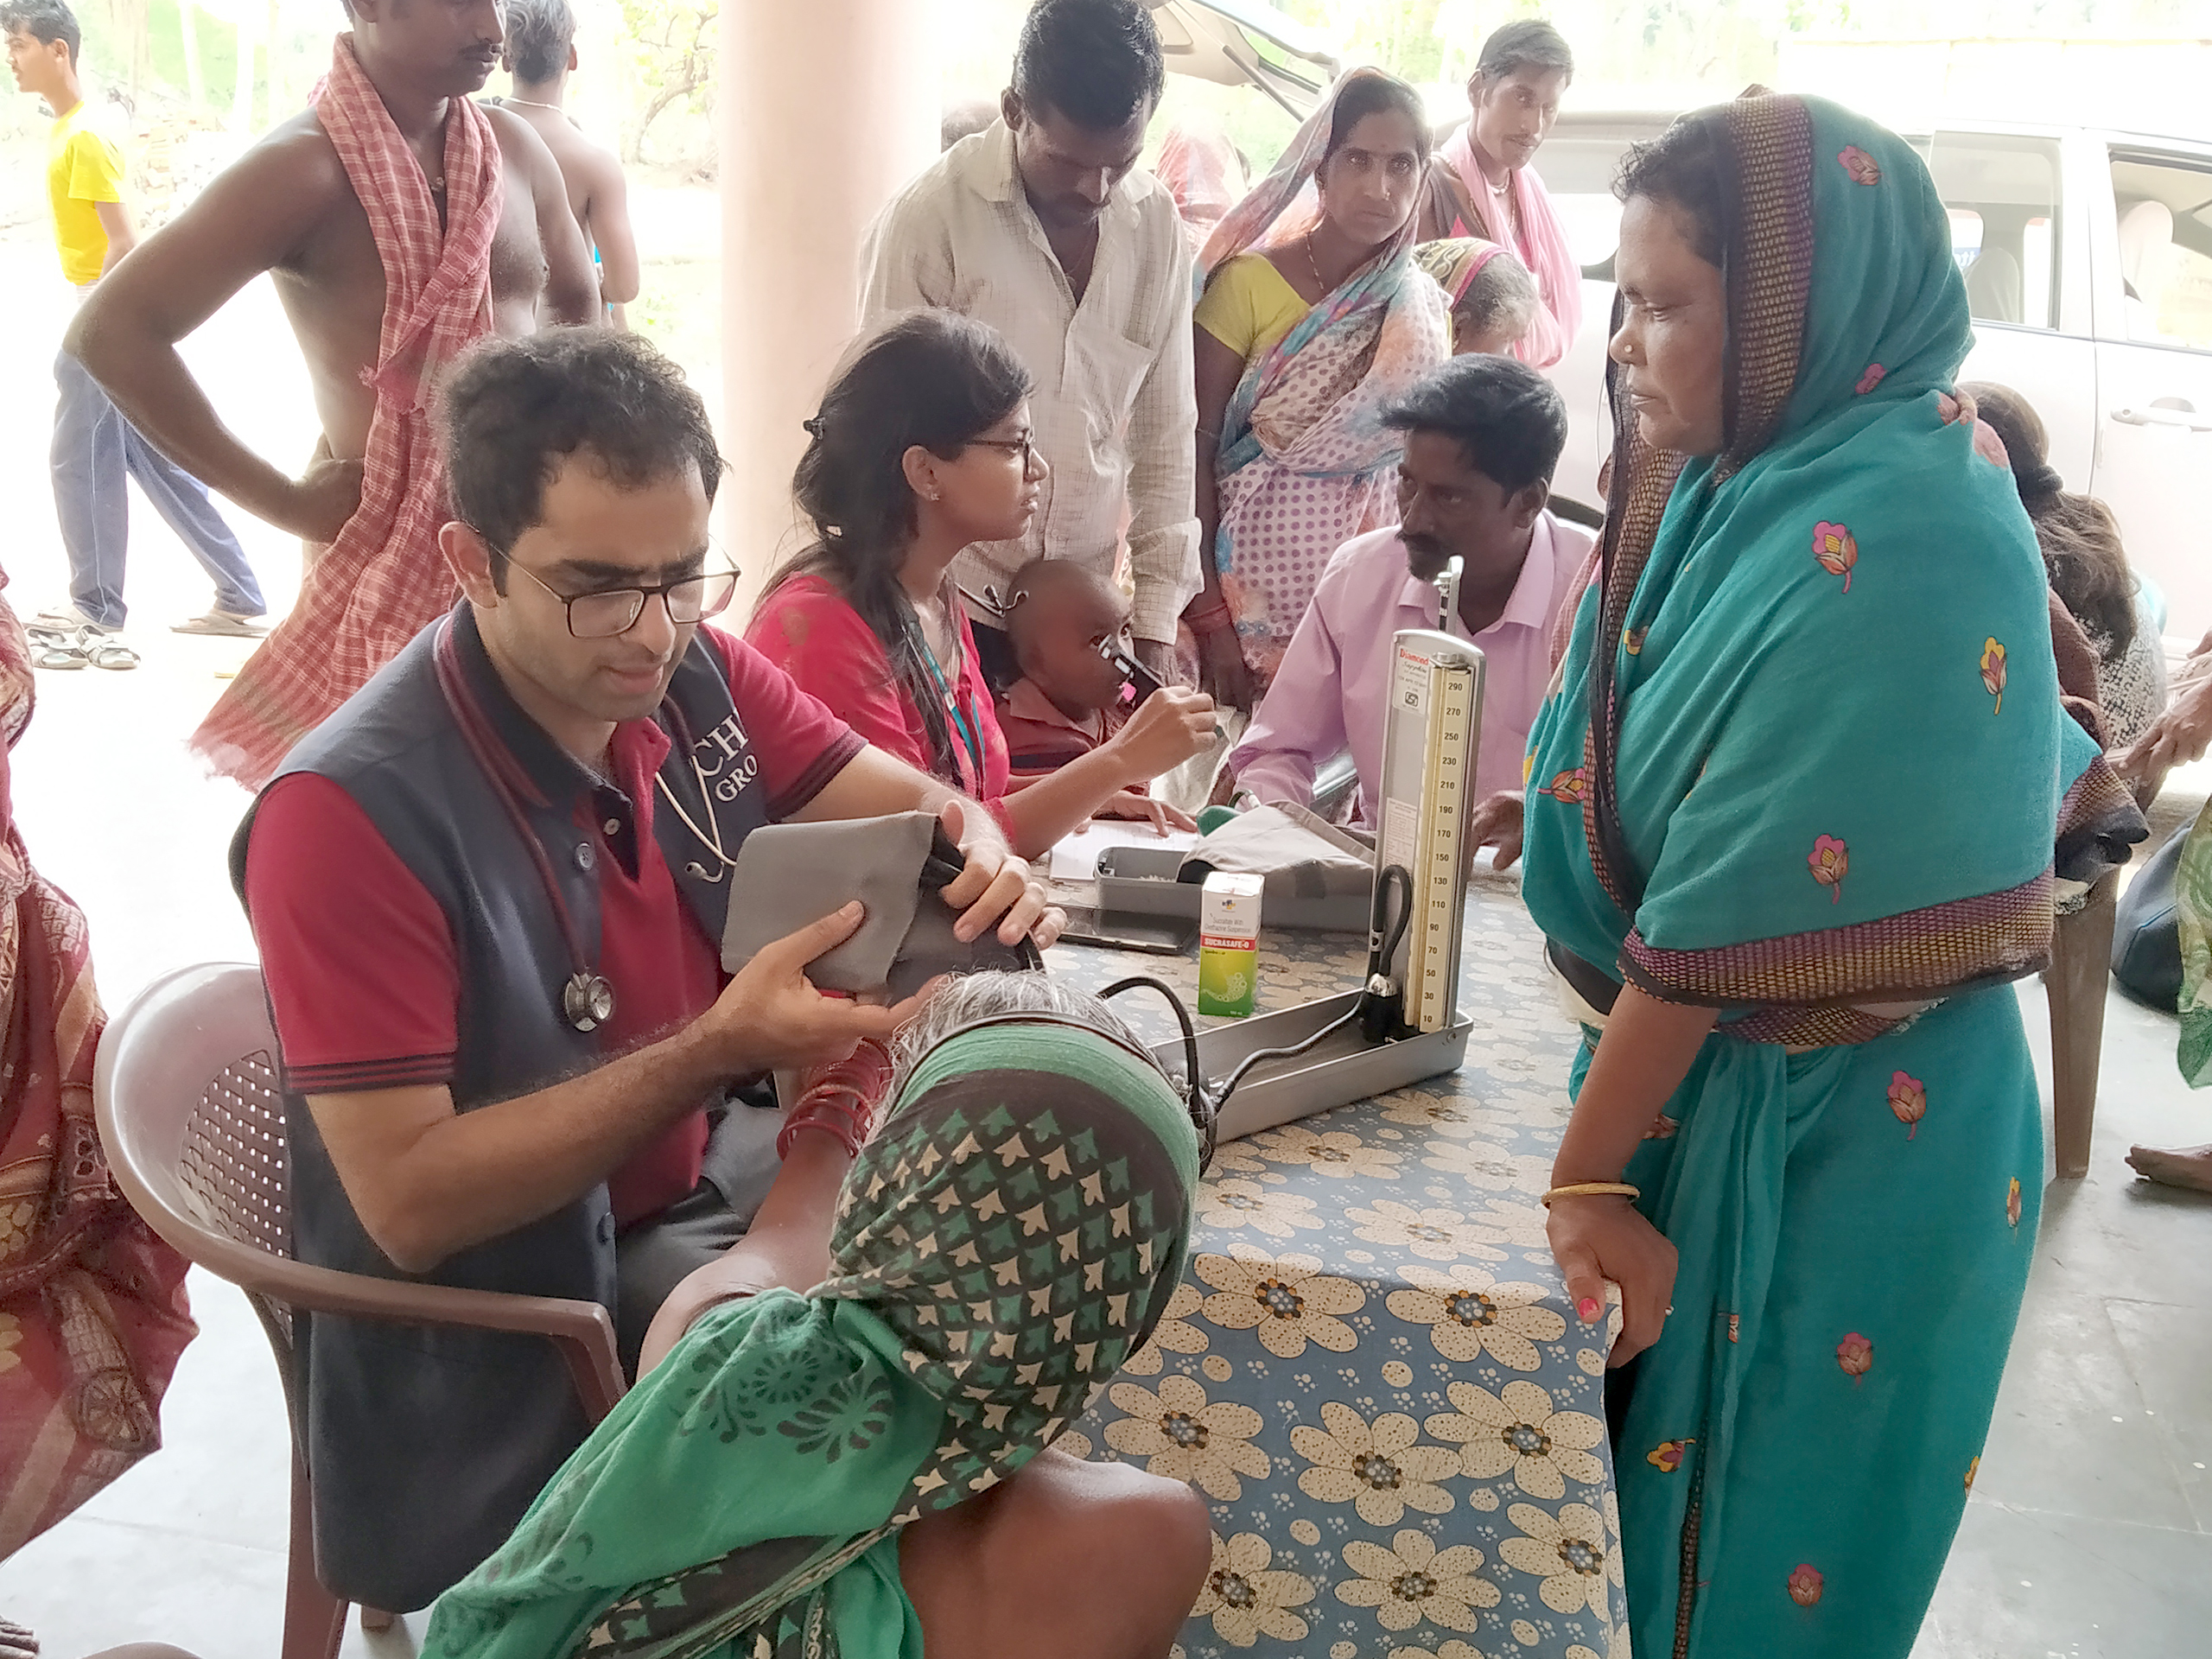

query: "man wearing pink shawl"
xmin=69 ymin=0 xmax=599 ymax=788
xmin=1417 ymin=18 xmax=1584 ymax=372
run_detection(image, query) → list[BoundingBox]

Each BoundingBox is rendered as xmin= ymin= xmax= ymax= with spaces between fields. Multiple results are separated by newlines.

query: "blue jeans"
xmin=50 ymin=346 xmax=264 ymax=630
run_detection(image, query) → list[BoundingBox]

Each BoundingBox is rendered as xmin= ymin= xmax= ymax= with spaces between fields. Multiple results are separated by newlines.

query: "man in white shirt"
xmin=1227 ymin=354 xmax=1591 ymax=826
xmin=859 ymin=0 xmax=1198 ymax=683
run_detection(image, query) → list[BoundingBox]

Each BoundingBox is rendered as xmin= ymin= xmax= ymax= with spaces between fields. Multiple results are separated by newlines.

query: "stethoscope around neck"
xmin=431 ymin=619 xmax=737 ymax=1036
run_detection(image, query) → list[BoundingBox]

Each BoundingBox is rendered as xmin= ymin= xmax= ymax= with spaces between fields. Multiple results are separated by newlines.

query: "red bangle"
xmin=1185 ymin=600 xmax=1233 ymax=633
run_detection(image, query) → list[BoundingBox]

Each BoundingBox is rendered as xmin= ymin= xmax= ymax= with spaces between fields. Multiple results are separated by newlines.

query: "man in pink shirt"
xmin=1227 ymin=354 xmax=1589 ymax=826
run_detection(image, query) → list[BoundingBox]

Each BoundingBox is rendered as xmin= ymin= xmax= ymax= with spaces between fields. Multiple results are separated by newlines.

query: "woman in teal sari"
xmin=1518 ymin=97 xmax=2142 ymax=1656
xmin=421 ymin=974 xmax=1209 ymax=1659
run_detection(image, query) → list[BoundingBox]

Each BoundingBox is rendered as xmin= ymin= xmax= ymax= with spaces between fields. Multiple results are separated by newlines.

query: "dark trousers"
xmin=51 ymin=346 xmax=264 ymax=630
xmin=613 ymin=1099 xmax=783 ymax=1373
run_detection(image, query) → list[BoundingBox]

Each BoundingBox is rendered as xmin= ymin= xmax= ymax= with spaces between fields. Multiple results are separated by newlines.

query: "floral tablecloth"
xmin=1048 ymin=867 xmax=1630 ymax=1659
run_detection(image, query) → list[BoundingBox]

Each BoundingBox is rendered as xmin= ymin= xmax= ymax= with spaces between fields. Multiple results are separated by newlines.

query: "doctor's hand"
xmin=706 ymin=903 xmax=931 ymax=1075
xmin=1469 ymin=791 xmax=1525 ymax=871
xmin=936 ymin=800 xmax=1059 ymax=948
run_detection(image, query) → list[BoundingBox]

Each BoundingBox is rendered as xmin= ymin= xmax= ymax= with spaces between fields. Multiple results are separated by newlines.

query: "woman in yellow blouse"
xmin=1182 ymin=69 xmax=1449 ymax=709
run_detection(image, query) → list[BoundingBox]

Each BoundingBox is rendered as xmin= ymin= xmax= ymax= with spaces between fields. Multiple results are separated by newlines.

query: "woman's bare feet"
xmin=2125 ymin=1142 xmax=2212 ymax=1192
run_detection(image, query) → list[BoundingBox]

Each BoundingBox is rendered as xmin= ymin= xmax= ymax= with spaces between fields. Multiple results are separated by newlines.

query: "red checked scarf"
xmin=193 ymin=34 xmax=503 ymax=786
xmin=0 ymin=574 xmax=196 ymax=1554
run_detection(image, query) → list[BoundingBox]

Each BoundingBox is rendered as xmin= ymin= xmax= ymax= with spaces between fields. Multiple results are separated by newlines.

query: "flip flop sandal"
xmin=171 ymin=609 xmax=269 ymax=637
xmin=80 ymin=634 xmax=139 ymax=671
xmin=30 ymin=638 xmax=87 ymax=671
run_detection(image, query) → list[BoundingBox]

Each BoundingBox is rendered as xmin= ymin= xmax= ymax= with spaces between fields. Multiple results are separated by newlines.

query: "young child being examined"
xmin=995 ymin=558 xmax=1196 ymax=832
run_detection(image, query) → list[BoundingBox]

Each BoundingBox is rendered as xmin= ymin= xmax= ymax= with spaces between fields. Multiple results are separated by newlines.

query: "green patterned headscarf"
xmin=423 ymin=1020 xmax=1198 ymax=1659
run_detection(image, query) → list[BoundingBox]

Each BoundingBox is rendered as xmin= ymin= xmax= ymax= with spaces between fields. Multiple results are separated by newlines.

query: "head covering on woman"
xmin=1961 ymin=381 xmax=2165 ymax=746
xmin=1520 ymin=95 xmax=2142 ymax=1658
xmin=1195 ymin=67 xmax=1448 ymax=688
xmin=423 ymin=1011 xmax=1198 ymax=1659
xmin=1414 ymin=235 xmax=1539 ymax=353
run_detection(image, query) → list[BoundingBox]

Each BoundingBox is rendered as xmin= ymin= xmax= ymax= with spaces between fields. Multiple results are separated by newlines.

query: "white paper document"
xmin=1047 ymin=819 xmax=1200 ymax=883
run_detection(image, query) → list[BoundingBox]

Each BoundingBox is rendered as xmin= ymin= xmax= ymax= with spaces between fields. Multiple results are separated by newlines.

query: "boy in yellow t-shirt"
xmin=3 ymin=0 xmax=265 ymax=667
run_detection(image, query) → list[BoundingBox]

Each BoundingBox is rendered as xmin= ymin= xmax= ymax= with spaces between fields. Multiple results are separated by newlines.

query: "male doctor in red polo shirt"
xmin=234 ymin=330 xmax=1131 ymax=1617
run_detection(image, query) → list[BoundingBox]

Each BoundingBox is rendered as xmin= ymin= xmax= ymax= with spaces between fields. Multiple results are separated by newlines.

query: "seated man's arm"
xmin=1226 ymin=584 xmax=1351 ymax=809
xmin=66 ymin=126 xmax=356 ymax=540
xmin=251 ymin=776 xmax=910 ymax=1274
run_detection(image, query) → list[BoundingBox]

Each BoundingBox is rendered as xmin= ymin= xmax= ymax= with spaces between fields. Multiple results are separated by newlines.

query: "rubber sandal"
xmin=171 ymin=609 xmax=269 ymax=637
xmin=778 ymin=1039 xmax=894 ymax=1160
xmin=30 ymin=638 xmax=86 ymax=671
xmin=79 ymin=632 xmax=138 ymax=671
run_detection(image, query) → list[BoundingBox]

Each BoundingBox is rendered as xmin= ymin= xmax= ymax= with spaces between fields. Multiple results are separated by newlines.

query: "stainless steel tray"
xmin=1154 ymin=989 xmax=1473 ymax=1142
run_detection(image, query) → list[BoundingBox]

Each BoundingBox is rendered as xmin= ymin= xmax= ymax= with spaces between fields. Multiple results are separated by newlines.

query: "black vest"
xmin=230 ymin=607 xmax=775 ymax=1611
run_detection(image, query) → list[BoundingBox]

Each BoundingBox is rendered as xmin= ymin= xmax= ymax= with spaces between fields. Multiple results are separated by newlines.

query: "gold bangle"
xmin=1541 ymin=1182 xmax=1640 ymax=1207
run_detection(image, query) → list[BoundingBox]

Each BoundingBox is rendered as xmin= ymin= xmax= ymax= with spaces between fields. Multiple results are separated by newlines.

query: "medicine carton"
xmin=1197 ymin=871 xmax=1263 ymax=1017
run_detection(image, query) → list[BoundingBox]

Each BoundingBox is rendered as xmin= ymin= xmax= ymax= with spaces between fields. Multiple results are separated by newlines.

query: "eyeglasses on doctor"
xmin=493 ymin=549 xmax=741 ymax=639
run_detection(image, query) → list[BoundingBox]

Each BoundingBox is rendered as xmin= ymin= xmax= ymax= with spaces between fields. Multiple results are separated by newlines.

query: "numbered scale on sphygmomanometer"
xmin=1376 ymin=629 xmax=1484 ymax=1033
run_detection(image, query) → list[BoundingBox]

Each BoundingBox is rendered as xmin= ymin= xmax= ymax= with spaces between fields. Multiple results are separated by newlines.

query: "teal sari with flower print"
xmin=1521 ymin=97 xmax=2132 ymax=1659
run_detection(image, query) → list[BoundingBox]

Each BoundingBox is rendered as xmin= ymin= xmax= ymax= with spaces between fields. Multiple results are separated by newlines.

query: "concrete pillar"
xmin=721 ymin=0 xmax=942 ymax=609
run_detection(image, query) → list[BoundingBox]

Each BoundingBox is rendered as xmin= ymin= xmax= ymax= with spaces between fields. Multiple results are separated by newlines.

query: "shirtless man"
xmin=66 ymin=0 xmax=598 ymax=548
xmin=493 ymin=0 xmax=639 ymax=325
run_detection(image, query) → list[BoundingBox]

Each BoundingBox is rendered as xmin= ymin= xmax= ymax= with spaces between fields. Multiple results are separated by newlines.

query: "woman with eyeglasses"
xmin=749 ymin=310 xmax=1217 ymax=858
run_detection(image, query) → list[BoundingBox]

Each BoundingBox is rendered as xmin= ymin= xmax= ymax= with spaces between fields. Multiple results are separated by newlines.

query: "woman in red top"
xmin=749 ymin=311 xmax=1215 ymax=858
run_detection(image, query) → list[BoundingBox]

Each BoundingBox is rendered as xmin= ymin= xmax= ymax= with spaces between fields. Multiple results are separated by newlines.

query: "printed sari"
xmin=423 ymin=1019 xmax=1198 ymax=1659
xmin=0 ymin=574 xmax=196 ymax=1554
xmin=1520 ymin=98 xmax=2142 ymax=1658
xmin=1197 ymin=70 xmax=1447 ymax=692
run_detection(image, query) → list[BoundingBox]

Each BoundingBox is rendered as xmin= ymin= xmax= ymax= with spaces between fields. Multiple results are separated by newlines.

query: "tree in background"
xmin=620 ymin=0 xmax=715 ymax=169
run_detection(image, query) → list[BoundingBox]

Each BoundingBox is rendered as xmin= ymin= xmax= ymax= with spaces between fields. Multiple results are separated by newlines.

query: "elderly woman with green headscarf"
xmin=422 ymin=972 xmax=1210 ymax=1659
xmin=1513 ymin=97 xmax=2142 ymax=1656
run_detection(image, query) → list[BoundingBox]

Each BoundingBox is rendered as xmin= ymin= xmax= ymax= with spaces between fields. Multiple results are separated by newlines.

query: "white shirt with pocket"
xmin=860 ymin=122 xmax=1201 ymax=645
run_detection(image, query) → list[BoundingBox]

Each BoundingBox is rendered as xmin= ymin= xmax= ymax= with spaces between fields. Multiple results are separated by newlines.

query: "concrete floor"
xmin=0 ymin=212 xmax=2206 ymax=1659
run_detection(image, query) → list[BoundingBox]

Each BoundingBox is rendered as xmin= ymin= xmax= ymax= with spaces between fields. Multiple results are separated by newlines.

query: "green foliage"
xmin=145 ymin=0 xmax=239 ymax=100
xmin=620 ymin=0 xmax=716 ymax=165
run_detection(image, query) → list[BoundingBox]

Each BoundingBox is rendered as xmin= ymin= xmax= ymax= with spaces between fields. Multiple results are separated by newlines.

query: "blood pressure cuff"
xmin=721 ymin=810 xmax=1041 ymax=999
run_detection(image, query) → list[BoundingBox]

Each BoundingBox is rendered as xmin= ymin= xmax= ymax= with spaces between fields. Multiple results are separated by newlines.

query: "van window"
xmin=2109 ymin=151 xmax=2212 ymax=353
xmin=1929 ymin=133 xmax=2063 ymax=330
xmin=1527 ymin=118 xmax=1672 ymax=276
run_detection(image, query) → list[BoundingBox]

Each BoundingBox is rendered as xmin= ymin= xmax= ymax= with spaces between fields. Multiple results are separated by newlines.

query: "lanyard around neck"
xmin=912 ymin=622 xmax=986 ymax=786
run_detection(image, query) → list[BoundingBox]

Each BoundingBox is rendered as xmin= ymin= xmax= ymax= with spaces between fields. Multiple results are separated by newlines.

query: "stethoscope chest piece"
xmin=563 ymin=972 xmax=617 ymax=1034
